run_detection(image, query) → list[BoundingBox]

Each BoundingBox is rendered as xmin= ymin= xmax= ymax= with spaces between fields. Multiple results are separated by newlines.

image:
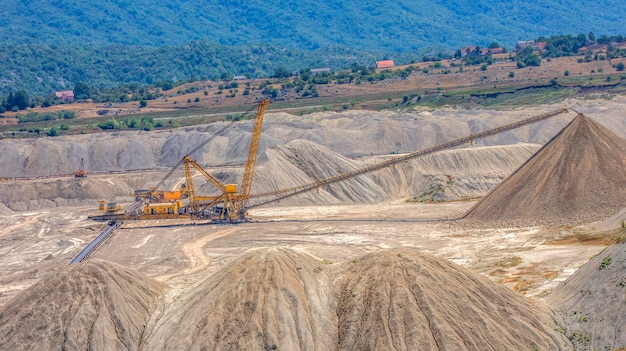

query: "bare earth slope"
xmin=143 ymin=248 xmax=571 ymax=351
xmin=547 ymin=242 xmax=626 ymax=351
xmin=263 ymin=139 xmax=540 ymax=204
xmin=0 ymin=260 xmax=167 ymax=351
xmin=464 ymin=114 xmax=626 ymax=225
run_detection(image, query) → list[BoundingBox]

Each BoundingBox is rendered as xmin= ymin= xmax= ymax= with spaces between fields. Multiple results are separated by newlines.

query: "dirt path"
xmin=155 ymin=228 xmax=237 ymax=282
xmin=0 ymin=213 xmax=42 ymax=239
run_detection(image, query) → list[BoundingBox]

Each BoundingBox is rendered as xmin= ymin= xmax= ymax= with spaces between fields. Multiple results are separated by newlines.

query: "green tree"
xmin=273 ymin=66 xmax=291 ymax=78
xmin=73 ymin=82 xmax=94 ymax=100
xmin=139 ymin=99 xmax=147 ymax=108
xmin=12 ymin=90 xmax=30 ymax=110
xmin=616 ymin=62 xmax=625 ymax=71
xmin=5 ymin=92 xmax=14 ymax=110
xmin=517 ymin=47 xmax=541 ymax=67
xmin=588 ymin=31 xmax=596 ymax=43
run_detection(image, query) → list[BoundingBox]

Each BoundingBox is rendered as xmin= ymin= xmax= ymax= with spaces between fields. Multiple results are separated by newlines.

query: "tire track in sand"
xmin=155 ymin=228 xmax=236 ymax=282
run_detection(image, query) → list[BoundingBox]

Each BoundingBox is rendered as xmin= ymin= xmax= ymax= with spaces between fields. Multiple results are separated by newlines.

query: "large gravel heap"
xmin=464 ymin=113 xmax=626 ymax=225
xmin=0 ymin=260 xmax=167 ymax=351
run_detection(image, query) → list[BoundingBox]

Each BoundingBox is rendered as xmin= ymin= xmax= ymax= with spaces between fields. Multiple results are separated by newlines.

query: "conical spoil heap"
xmin=464 ymin=113 xmax=626 ymax=225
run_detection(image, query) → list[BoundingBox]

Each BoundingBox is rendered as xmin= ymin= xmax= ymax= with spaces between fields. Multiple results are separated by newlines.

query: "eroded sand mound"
xmin=0 ymin=108 xmax=576 ymax=178
xmin=464 ymin=114 xmax=626 ymax=225
xmin=0 ymin=141 xmax=538 ymax=210
xmin=0 ymin=260 xmax=167 ymax=351
xmin=252 ymin=140 xmax=539 ymax=206
xmin=336 ymin=251 xmax=570 ymax=351
xmin=143 ymin=248 xmax=335 ymax=351
xmin=547 ymin=242 xmax=626 ymax=350
xmin=144 ymin=248 xmax=571 ymax=351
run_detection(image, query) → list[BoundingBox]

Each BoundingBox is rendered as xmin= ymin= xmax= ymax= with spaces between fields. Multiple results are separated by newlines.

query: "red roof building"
xmin=376 ymin=60 xmax=395 ymax=69
xmin=54 ymin=90 xmax=75 ymax=103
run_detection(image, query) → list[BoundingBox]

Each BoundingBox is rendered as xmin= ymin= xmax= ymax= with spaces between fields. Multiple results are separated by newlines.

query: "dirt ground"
xmin=0 ymin=200 xmax=607 ymax=308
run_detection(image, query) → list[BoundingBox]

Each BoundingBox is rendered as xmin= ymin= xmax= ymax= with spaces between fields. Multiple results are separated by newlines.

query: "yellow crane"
xmin=91 ymin=99 xmax=271 ymax=222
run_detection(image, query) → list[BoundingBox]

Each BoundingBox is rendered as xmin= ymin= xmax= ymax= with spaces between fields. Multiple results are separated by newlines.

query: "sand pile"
xmin=464 ymin=114 xmax=626 ymax=225
xmin=143 ymin=248 xmax=335 ymax=350
xmin=336 ymin=250 xmax=570 ymax=350
xmin=269 ymin=139 xmax=390 ymax=203
xmin=143 ymin=248 xmax=571 ymax=350
xmin=547 ymin=242 xmax=626 ymax=350
xmin=0 ymin=260 xmax=167 ymax=351
xmin=253 ymin=140 xmax=539 ymax=205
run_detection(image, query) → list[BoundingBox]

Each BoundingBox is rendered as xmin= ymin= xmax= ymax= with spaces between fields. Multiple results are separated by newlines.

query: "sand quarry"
xmin=1 ymin=97 xmax=626 ymax=350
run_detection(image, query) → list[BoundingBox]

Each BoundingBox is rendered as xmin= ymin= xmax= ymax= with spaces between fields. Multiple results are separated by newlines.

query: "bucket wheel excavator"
xmin=91 ymin=99 xmax=271 ymax=222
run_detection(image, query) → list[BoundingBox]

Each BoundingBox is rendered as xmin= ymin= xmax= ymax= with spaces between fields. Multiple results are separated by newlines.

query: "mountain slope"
xmin=1 ymin=0 xmax=624 ymax=51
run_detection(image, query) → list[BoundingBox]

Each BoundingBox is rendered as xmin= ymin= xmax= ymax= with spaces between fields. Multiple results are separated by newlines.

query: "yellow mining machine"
xmin=90 ymin=99 xmax=271 ymax=222
xmin=73 ymin=158 xmax=87 ymax=178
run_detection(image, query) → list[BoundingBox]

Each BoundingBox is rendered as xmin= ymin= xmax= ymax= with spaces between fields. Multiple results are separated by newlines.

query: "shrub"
xmin=599 ymin=256 xmax=612 ymax=270
xmin=46 ymin=127 xmax=59 ymax=137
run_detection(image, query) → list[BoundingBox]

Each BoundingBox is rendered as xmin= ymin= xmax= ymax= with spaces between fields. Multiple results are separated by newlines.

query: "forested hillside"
xmin=1 ymin=0 xmax=625 ymax=97
xmin=2 ymin=0 xmax=624 ymax=51
xmin=0 ymin=43 xmax=390 ymax=96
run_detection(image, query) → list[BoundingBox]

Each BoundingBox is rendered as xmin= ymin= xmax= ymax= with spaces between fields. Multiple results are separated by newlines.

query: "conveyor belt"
xmin=69 ymin=221 xmax=121 ymax=265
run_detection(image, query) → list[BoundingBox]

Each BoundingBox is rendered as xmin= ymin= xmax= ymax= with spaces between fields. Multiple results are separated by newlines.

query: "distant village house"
xmin=514 ymin=40 xmax=546 ymax=52
xmin=232 ymin=75 xmax=247 ymax=81
xmin=54 ymin=90 xmax=74 ymax=103
xmin=375 ymin=60 xmax=395 ymax=69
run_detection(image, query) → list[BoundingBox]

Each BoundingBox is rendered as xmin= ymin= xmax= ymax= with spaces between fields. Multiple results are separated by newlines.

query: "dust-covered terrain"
xmin=547 ymin=241 xmax=626 ymax=351
xmin=1 ymin=98 xmax=626 ymax=350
